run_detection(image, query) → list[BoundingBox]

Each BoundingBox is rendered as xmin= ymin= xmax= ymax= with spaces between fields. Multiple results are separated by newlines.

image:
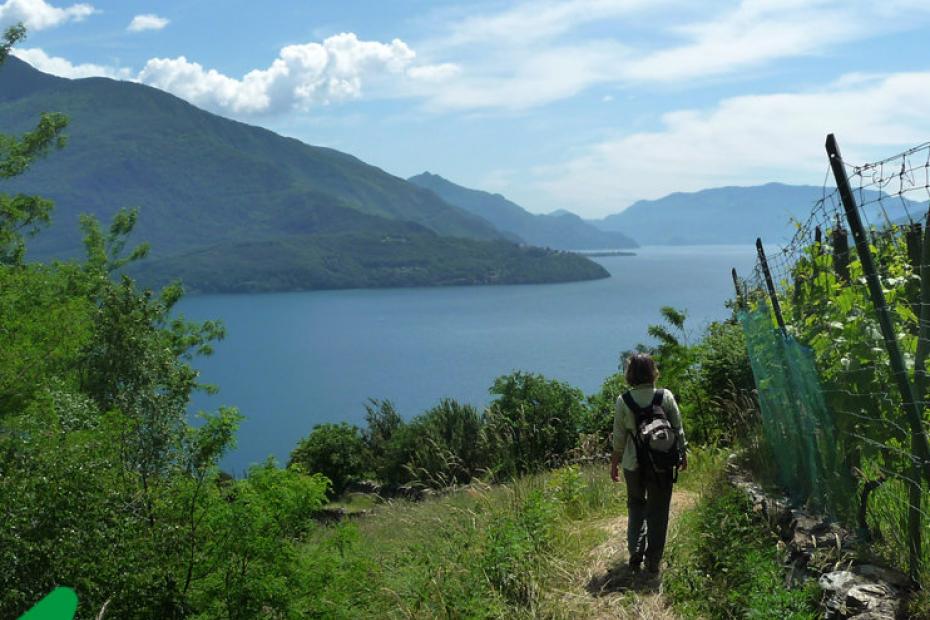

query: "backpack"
xmin=621 ymin=389 xmax=682 ymax=479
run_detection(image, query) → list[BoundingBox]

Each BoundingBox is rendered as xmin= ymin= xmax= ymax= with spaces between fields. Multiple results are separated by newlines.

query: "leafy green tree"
xmin=485 ymin=371 xmax=585 ymax=475
xmin=582 ymin=372 xmax=628 ymax=442
xmin=290 ymin=422 xmax=369 ymax=496
xmin=406 ymin=399 xmax=486 ymax=487
xmin=0 ymin=25 xmax=68 ymax=265
xmin=190 ymin=461 xmax=330 ymax=619
xmin=362 ymin=398 xmax=403 ymax=480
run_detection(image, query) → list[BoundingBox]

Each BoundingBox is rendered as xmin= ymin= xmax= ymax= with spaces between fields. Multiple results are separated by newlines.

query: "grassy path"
xmin=548 ymin=490 xmax=697 ymax=619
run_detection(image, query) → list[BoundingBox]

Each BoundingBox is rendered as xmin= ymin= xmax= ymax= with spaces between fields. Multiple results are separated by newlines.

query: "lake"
xmin=178 ymin=245 xmax=757 ymax=474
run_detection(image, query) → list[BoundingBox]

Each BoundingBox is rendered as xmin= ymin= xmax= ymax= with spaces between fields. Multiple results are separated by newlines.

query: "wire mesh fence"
xmin=736 ymin=135 xmax=930 ymax=584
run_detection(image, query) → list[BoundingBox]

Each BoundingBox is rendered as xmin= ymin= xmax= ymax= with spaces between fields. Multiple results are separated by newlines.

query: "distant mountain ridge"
xmin=590 ymin=183 xmax=927 ymax=246
xmin=0 ymin=57 xmax=609 ymax=292
xmin=408 ymin=172 xmax=638 ymax=250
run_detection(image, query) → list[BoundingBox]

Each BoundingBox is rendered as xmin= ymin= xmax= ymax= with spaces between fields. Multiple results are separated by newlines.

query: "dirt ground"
xmin=568 ymin=490 xmax=698 ymax=619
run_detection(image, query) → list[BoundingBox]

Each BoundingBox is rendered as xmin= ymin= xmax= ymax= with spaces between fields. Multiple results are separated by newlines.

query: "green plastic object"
xmin=18 ymin=588 xmax=78 ymax=620
xmin=739 ymin=301 xmax=855 ymax=517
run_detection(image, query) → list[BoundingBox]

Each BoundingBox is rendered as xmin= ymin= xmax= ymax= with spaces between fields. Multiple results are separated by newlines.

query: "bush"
xmin=687 ymin=319 xmax=756 ymax=445
xmin=289 ymin=422 xmax=368 ymax=496
xmin=485 ymin=371 xmax=585 ymax=476
xmin=581 ymin=372 xmax=627 ymax=443
xmin=405 ymin=399 xmax=486 ymax=487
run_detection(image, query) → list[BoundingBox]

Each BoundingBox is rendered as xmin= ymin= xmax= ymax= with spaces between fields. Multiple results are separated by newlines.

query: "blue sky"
xmin=4 ymin=0 xmax=930 ymax=218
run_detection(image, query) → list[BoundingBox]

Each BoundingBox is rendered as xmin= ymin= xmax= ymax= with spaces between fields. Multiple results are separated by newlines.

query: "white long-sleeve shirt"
xmin=612 ymin=384 xmax=687 ymax=471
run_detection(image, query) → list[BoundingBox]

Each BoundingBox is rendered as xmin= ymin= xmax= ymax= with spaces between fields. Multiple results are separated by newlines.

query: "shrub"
xmin=405 ymin=399 xmax=486 ymax=487
xmin=486 ymin=371 xmax=585 ymax=475
xmin=581 ymin=372 xmax=627 ymax=442
xmin=289 ymin=422 xmax=368 ymax=496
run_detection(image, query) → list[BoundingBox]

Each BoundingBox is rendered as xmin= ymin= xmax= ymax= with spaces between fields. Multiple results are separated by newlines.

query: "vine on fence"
xmin=737 ymin=136 xmax=930 ymax=585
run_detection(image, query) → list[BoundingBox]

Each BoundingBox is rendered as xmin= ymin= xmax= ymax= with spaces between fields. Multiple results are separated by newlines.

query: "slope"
xmin=0 ymin=57 xmax=609 ymax=291
xmin=409 ymin=172 xmax=638 ymax=250
xmin=0 ymin=56 xmax=502 ymax=260
xmin=591 ymin=183 xmax=926 ymax=246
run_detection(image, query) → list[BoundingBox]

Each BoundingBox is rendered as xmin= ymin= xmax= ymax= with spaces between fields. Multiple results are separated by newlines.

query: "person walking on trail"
xmin=609 ymin=353 xmax=687 ymax=575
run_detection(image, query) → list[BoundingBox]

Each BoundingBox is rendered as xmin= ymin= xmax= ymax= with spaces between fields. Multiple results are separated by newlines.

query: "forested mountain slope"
xmin=410 ymin=172 xmax=638 ymax=250
xmin=0 ymin=57 xmax=608 ymax=291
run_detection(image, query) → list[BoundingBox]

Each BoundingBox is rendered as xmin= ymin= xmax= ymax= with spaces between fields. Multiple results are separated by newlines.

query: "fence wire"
xmin=738 ymin=139 xmax=930 ymax=584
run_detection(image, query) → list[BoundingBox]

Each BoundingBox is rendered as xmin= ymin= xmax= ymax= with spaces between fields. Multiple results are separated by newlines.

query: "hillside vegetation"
xmin=409 ymin=172 xmax=638 ymax=250
xmin=0 ymin=56 xmax=607 ymax=292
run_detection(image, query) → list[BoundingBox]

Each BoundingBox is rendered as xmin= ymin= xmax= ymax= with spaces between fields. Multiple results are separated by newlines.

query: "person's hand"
xmin=610 ymin=462 xmax=620 ymax=482
xmin=679 ymin=454 xmax=688 ymax=472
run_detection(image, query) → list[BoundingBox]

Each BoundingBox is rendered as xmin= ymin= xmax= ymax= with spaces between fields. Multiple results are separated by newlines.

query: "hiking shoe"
xmin=628 ymin=560 xmax=642 ymax=574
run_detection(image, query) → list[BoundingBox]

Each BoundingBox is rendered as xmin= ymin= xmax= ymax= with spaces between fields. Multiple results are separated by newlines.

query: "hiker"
xmin=609 ymin=353 xmax=687 ymax=575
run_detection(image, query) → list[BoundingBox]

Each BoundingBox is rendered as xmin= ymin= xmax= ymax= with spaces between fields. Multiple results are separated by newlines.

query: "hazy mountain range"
xmin=589 ymin=183 xmax=927 ymax=246
xmin=0 ymin=57 xmax=607 ymax=292
xmin=408 ymin=172 xmax=637 ymax=250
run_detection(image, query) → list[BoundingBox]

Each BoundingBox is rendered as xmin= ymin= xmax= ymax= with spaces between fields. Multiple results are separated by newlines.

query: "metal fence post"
xmin=732 ymin=268 xmax=745 ymax=310
xmin=756 ymin=238 xmax=787 ymax=337
xmin=826 ymin=133 xmax=930 ymax=582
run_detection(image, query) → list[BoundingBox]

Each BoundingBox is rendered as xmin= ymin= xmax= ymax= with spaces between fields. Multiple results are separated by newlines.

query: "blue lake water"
xmin=177 ymin=245 xmax=757 ymax=474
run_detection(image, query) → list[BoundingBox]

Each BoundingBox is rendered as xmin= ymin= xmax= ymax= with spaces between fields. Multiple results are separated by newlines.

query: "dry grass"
xmin=546 ymin=490 xmax=698 ymax=619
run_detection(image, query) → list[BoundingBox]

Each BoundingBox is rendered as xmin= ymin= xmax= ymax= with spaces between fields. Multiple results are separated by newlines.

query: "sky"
xmin=4 ymin=0 xmax=930 ymax=218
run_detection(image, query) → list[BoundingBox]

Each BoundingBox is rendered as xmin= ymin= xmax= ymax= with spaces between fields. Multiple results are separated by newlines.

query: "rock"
xmin=395 ymin=484 xmax=426 ymax=501
xmin=345 ymin=479 xmax=382 ymax=495
xmin=819 ymin=567 xmax=902 ymax=619
xmin=727 ymin=467 xmax=906 ymax=620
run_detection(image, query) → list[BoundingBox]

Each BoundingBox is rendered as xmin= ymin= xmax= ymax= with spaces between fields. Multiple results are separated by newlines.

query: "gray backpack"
xmin=621 ymin=389 xmax=682 ymax=476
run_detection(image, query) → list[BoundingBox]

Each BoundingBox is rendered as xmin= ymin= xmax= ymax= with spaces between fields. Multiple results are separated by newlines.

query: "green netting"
xmin=739 ymin=301 xmax=856 ymax=517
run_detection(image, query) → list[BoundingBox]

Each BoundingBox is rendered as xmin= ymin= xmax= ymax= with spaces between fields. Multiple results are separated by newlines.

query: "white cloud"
xmin=436 ymin=0 xmax=661 ymax=48
xmin=127 ymin=13 xmax=168 ymax=32
xmin=409 ymin=0 xmax=930 ymax=112
xmin=0 ymin=0 xmax=93 ymax=31
xmin=621 ymin=0 xmax=865 ymax=82
xmin=12 ymin=46 xmax=129 ymax=78
xmin=536 ymin=72 xmax=930 ymax=217
xmin=136 ymin=33 xmax=448 ymax=115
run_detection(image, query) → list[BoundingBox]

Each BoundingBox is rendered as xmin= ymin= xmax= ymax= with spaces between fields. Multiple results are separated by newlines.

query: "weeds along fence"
xmin=735 ymin=135 xmax=930 ymax=585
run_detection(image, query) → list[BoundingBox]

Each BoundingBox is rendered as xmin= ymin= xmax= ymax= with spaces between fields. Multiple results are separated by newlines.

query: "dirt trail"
xmin=567 ymin=490 xmax=698 ymax=619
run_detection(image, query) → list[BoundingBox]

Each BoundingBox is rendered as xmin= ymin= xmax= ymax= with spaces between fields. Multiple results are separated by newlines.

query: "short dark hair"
xmin=625 ymin=353 xmax=659 ymax=385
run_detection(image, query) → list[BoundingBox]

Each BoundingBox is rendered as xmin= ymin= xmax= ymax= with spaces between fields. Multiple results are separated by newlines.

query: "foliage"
xmin=485 ymin=371 xmax=586 ymax=476
xmin=403 ymin=398 xmax=487 ymax=487
xmin=408 ymin=171 xmax=638 ymax=251
xmin=189 ymin=462 xmax=329 ymax=619
xmin=664 ymin=477 xmax=819 ymax=619
xmin=751 ymin=226 xmax=930 ymax=576
xmin=0 ymin=53 xmax=610 ymax=293
xmin=0 ymin=26 xmax=68 ymax=264
xmin=130 ymin=232 xmax=610 ymax=293
xmin=289 ymin=422 xmax=368 ymax=496
xmin=581 ymin=371 xmax=627 ymax=442
xmin=0 ymin=33 xmax=342 ymax=618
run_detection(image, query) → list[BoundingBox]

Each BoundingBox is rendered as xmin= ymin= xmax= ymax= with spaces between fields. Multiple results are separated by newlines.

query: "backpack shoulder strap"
xmin=621 ymin=391 xmax=644 ymax=415
xmin=651 ymin=389 xmax=665 ymax=408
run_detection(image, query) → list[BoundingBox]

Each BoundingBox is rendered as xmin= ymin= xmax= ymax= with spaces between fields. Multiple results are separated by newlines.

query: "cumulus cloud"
xmin=536 ymin=72 xmax=930 ymax=217
xmin=12 ymin=46 xmax=129 ymax=78
xmin=0 ymin=0 xmax=93 ymax=31
xmin=127 ymin=13 xmax=168 ymax=32
xmin=135 ymin=32 xmax=449 ymax=115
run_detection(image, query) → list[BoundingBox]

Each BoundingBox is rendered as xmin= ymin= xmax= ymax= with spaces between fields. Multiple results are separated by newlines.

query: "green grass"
xmin=296 ymin=449 xmax=727 ymax=619
xmin=663 ymin=471 xmax=820 ymax=619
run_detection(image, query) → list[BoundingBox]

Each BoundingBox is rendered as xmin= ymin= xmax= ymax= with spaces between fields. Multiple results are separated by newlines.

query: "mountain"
xmin=590 ymin=183 xmax=927 ymax=246
xmin=0 ymin=57 xmax=608 ymax=291
xmin=408 ymin=172 xmax=638 ymax=250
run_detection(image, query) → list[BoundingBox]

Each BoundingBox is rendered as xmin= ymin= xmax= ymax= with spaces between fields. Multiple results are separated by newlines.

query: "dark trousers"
xmin=623 ymin=466 xmax=674 ymax=567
